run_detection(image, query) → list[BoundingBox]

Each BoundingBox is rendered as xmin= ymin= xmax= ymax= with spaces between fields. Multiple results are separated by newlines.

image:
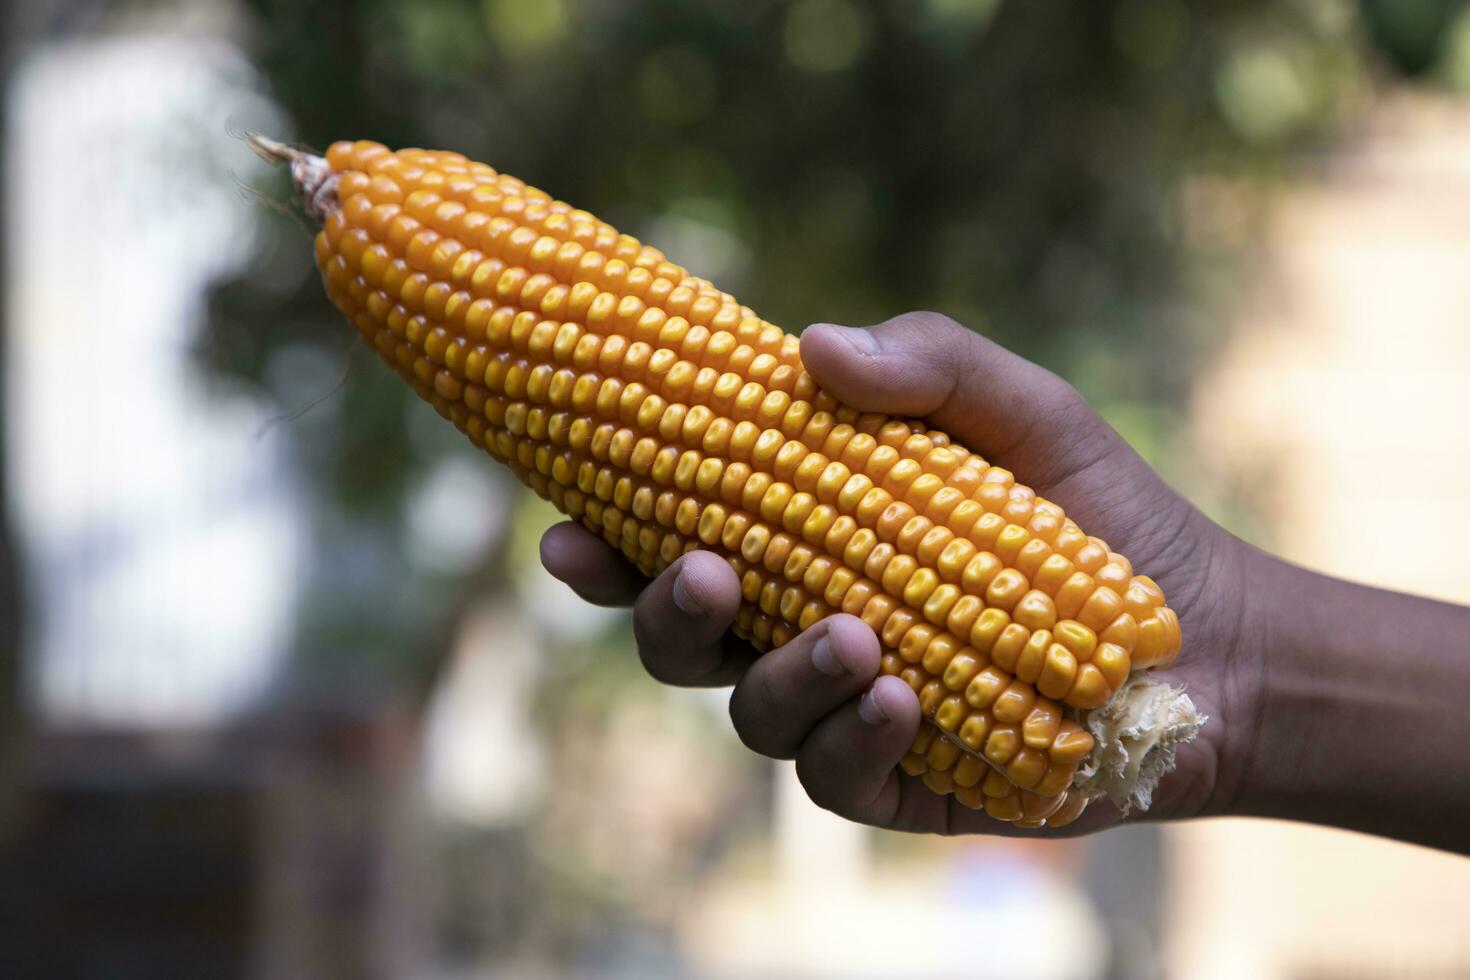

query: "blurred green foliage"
xmin=1360 ymin=0 xmax=1467 ymax=74
xmin=206 ymin=0 xmax=1468 ymax=682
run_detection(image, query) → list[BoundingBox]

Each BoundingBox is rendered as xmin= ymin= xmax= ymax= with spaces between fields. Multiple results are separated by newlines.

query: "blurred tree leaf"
xmin=1359 ymin=0 xmax=1466 ymax=75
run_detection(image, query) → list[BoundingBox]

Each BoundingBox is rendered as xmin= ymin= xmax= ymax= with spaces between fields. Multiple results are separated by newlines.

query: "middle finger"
xmin=632 ymin=550 xmax=751 ymax=687
xmin=727 ymin=614 xmax=882 ymax=759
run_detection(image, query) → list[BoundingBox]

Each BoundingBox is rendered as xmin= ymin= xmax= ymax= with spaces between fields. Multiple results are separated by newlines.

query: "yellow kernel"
xmin=881 ymin=554 xmax=917 ymax=596
xmin=965 ymin=666 xmax=1009 ymax=709
xmin=946 ymin=595 xmax=985 ymax=639
xmin=898 ymin=624 xmax=937 ymax=665
xmin=934 ymin=696 xmax=968 ymax=733
xmin=1100 ymin=612 xmax=1138 ymax=652
xmin=1049 ymin=722 xmax=1095 ymax=765
xmin=1054 ymin=571 xmax=1095 ymax=621
xmin=1013 ymin=629 xmax=1051 ymax=684
xmin=993 ymin=524 xmax=1030 ymax=565
xmin=1067 ymin=664 xmax=1111 ymax=709
xmin=1072 ymin=540 xmax=1109 ymax=574
xmin=1005 ymin=747 xmax=1048 ymax=790
xmin=919 ymin=634 xmax=960 ymax=677
xmin=953 ymin=754 xmax=987 ymax=788
xmin=921 ymin=770 xmax=955 ymax=795
xmin=958 ymin=713 xmax=992 ymax=752
xmin=942 ymin=653 xmax=984 ymax=691
xmin=902 ymin=568 xmax=940 ymax=608
xmin=969 ymin=608 xmax=1010 ymax=655
xmin=1095 ymin=557 xmax=1132 ymax=592
xmin=1092 ymin=642 xmax=1130 ymax=691
xmin=991 ymin=680 xmax=1036 ymax=724
xmin=1053 ymin=620 xmax=1098 ymax=661
xmin=985 ymin=568 xmax=1028 ymax=612
xmin=918 ymin=680 xmax=947 ymax=716
xmin=1078 ymin=585 xmax=1125 ymax=632
xmin=968 ymin=512 xmax=1005 ymax=551
xmin=1036 ymin=644 xmax=1078 ymax=701
xmin=936 ymin=538 xmax=978 ymax=583
xmin=1014 ymin=538 xmax=1053 ymax=580
xmin=990 ymin=623 xmax=1031 ymax=673
xmin=1021 ymin=700 xmax=1062 ymax=749
xmin=983 ymin=725 xmax=1021 ymax=766
xmin=1033 ymin=762 xmax=1077 ymax=799
xmin=1012 ymin=589 xmax=1058 ymax=631
xmin=960 ymin=552 xmax=1002 ymax=594
xmin=923 ymin=583 xmax=962 ymax=626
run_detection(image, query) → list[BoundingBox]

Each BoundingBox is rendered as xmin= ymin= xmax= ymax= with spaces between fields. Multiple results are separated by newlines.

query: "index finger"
xmin=633 ymin=550 xmax=755 ymax=687
xmin=540 ymin=521 xmax=647 ymax=607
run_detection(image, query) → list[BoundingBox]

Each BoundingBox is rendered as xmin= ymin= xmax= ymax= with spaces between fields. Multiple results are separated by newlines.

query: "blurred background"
xmin=2 ymin=0 xmax=1470 ymax=977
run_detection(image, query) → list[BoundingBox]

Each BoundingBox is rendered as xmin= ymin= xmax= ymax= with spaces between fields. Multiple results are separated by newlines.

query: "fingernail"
xmin=857 ymin=687 xmax=888 ymax=727
xmin=670 ymin=569 xmax=705 ymax=617
xmin=810 ymin=635 xmax=846 ymax=677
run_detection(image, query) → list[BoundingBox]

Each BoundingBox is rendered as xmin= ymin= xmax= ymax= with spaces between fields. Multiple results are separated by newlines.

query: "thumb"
xmin=798 ymin=312 xmax=1137 ymax=496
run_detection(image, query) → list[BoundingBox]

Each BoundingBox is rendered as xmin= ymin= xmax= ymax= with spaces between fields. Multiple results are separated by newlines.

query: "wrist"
xmin=1226 ymin=555 xmax=1470 ymax=851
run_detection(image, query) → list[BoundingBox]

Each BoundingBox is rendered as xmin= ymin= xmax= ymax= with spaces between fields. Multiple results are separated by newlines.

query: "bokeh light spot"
xmin=784 ymin=0 xmax=871 ymax=74
xmin=1216 ymin=48 xmax=1311 ymax=144
xmin=484 ymin=0 xmax=569 ymax=50
xmin=1444 ymin=5 xmax=1470 ymax=89
xmin=920 ymin=0 xmax=1002 ymax=33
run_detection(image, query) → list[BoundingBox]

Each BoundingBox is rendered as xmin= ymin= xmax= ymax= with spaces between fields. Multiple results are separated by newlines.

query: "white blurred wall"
xmin=5 ymin=29 xmax=296 ymax=726
xmin=1176 ymin=96 xmax=1470 ymax=980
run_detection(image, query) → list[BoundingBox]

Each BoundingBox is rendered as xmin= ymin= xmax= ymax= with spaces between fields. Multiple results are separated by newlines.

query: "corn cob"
xmin=253 ymin=135 xmax=1203 ymax=829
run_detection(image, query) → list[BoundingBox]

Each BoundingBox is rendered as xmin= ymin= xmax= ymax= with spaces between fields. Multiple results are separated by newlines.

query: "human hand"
xmin=540 ymin=311 xmax=1262 ymax=836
